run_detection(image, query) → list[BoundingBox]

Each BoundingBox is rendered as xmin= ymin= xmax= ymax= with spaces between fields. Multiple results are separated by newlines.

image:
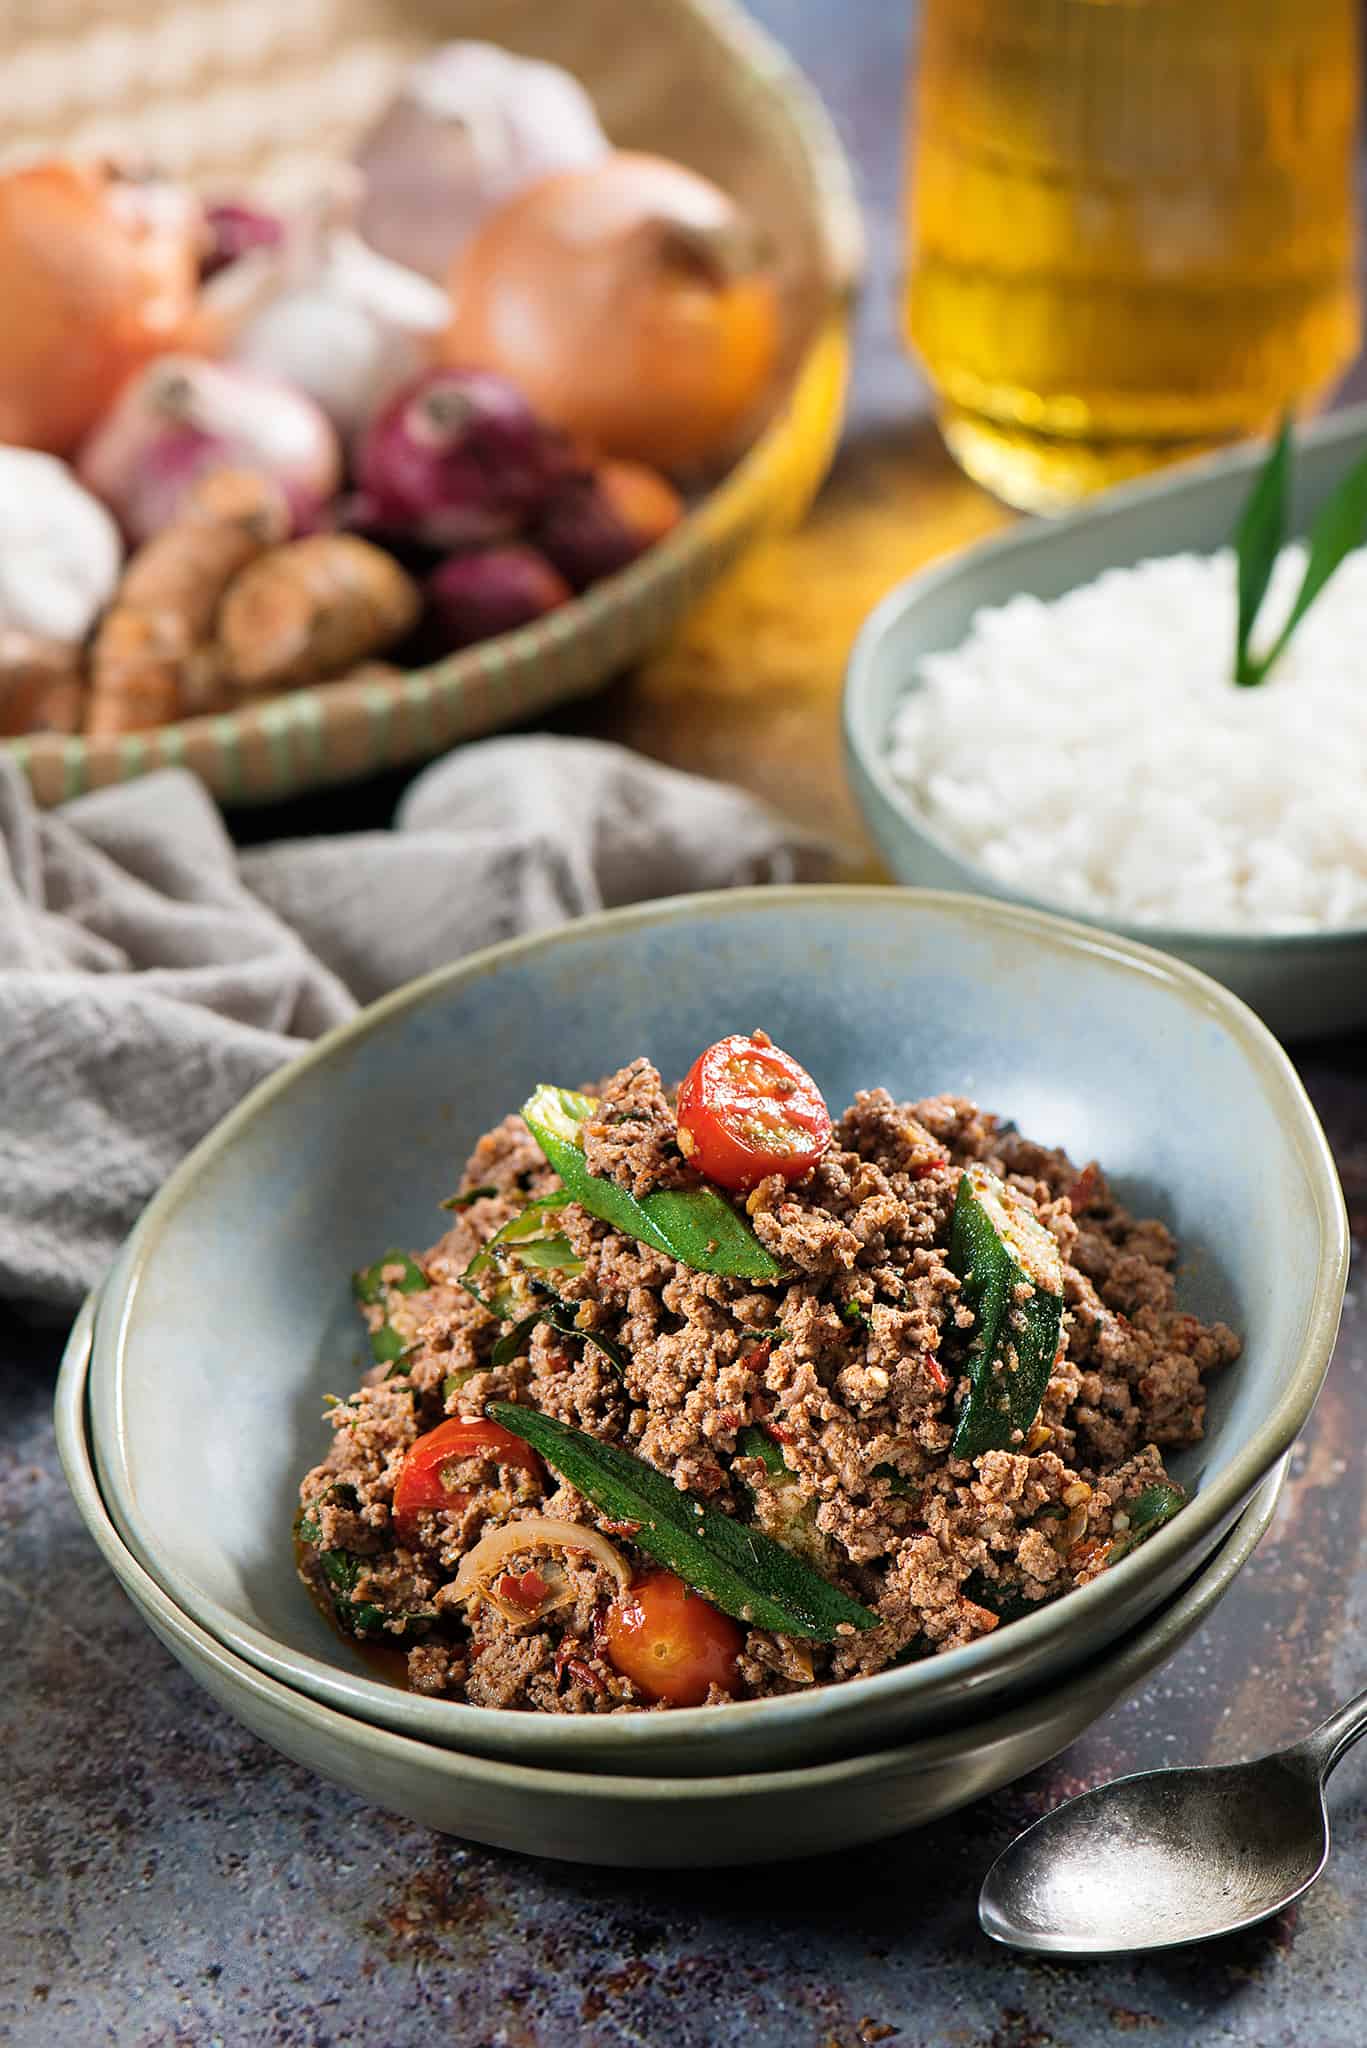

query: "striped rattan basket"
xmin=0 ymin=0 xmax=860 ymax=805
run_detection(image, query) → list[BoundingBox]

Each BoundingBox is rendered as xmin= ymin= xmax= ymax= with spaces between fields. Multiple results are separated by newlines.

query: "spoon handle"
xmin=1297 ymin=1684 xmax=1367 ymax=1778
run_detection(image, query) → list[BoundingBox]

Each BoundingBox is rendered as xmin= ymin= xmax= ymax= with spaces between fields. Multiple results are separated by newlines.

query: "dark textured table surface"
xmin=5 ymin=7 xmax=1367 ymax=2044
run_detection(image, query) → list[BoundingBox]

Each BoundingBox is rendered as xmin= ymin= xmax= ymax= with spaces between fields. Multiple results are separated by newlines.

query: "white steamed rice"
xmin=885 ymin=545 xmax=1367 ymax=932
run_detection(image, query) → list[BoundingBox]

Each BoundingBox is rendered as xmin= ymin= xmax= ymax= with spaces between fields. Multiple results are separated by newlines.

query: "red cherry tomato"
xmin=676 ymin=1031 xmax=832 ymax=1193
xmin=601 ymin=1569 xmax=744 ymax=1706
xmin=392 ymin=1419 xmax=541 ymax=1540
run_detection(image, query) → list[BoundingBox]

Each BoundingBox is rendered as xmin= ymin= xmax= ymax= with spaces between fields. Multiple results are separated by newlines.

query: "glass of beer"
xmin=905 ymin=0 xmax=1362 ymax=510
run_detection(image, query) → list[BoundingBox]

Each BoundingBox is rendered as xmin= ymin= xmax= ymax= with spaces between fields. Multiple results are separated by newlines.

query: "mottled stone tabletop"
xmin=5 ymin=6 xmax=1367 ymax=2045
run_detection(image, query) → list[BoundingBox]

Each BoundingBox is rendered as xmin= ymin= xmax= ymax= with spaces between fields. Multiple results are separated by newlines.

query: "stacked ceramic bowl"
xmin=61 ymin=890 xmax=1347 ymax=1867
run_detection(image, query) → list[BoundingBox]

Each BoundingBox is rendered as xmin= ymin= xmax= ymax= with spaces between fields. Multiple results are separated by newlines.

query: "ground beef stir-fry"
xmin=296 ymin=1045 xmax=1240 ymax=1714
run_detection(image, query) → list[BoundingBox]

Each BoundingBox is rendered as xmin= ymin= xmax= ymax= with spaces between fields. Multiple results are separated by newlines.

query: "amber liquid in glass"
xmin=906 ymin=0 xmax=1361 ymax=509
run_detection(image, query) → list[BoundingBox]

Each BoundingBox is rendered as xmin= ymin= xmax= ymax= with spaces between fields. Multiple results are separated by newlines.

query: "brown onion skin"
xmin=441 ymin=153 xmax=781 ymax=472
xmin=0 ymin=162 xmax=202 ymax=456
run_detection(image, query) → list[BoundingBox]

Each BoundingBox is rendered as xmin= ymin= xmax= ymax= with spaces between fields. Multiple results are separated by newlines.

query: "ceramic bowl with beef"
xmin=84 ymin=888 xmax=1346 ymax=1775
xmin=60 ymin=1295 xmax=1290 ymax=1867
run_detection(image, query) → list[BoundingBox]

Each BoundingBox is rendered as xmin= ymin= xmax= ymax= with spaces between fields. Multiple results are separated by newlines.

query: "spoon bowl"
xmin=980 ymin=1687 xmax=1367 ymax=1956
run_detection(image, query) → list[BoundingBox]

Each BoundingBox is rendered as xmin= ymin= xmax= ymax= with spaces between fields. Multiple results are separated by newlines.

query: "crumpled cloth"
xmin=0 ymin=737 xmax=831 ymax=1311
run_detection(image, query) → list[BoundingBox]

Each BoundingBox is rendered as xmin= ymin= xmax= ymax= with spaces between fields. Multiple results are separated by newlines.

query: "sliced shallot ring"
xmin=452 ymin=1516 xmax=631 ymax=1609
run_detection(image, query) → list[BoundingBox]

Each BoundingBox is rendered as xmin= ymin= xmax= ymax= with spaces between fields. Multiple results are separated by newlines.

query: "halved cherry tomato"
xmin=601 ymin=1568 xmax=744 ymax=1706
xmin=676 ymin=1030 xmax=831 ymax=1193
xmin=392 ymin=1419 xmax=541 ymax=1541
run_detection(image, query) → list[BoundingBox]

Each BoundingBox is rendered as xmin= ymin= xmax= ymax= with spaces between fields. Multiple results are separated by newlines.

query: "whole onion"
xmin=76 ymin=354 xmax=342 ymax=544
xmin=442 ymin=154 xmax=781 ymax=472
xmin=354 ymin=40 xmax=609 ymax=282
xmin=355 ymin=368 xmax=581 ymax=551
xmin=425 ymin=545 xmax=571 ymax=652
xmin=0 ymin=162 xmax=202 ymax=456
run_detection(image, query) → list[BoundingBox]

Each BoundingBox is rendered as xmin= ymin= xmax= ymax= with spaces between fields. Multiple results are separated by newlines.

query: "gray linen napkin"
xmin=0 ymin=737 xmax=831 ymax=1311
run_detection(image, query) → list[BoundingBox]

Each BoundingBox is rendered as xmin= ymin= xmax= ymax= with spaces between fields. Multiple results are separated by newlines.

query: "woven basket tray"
xmin=1 ymin=0 xmax=859 ymax=805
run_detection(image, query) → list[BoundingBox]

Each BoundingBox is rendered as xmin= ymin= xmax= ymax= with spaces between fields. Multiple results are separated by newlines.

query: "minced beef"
xmin=296 ymin=1066 xmax=1239 ymax=1713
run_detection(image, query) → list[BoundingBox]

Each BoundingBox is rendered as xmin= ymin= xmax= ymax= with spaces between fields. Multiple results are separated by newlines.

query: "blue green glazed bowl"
xmin=86 ymin=888 xmax=1346 ymax=1776
xmin=844 ymin=405 xmax=1367 ymax=1042
xmin=59 ymin=1297 xmax=1290 ymax=1867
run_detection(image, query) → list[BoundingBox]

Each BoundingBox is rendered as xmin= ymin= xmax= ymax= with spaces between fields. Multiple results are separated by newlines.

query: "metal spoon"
xmin=979 ymin=1685 xmax=1367 ymax=1956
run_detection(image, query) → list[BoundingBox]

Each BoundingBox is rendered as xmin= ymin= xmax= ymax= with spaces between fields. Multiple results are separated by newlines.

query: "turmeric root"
xmin=0 ymin=630 xmax=85 ymax=735
xmin=217 ymin=535 xmax=420 ymax=693
xmin=86 ymin=468 xmax=288 ymax=736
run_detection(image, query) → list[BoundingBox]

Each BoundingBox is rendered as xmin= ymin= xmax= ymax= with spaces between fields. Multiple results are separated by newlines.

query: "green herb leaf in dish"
xmin=487 ymin=1401 xmax=877 ymax=1640
xmin=352 ymin=1249 xmax=429 ymax=1365
xmin=460 ymin=1194 xmax=623 ymax=1375
xmin=296 ymin=1510 xmax=434 ymax=1642
xmin=1108 ymin=1479 xmax=1187 ymax=1561
xmin=736 ymin=1423 xmax=789 ymax=1478
xmin=947 ymin=1165 xmax=1065 ymax=1460
xmin=440 ymin=1184 xmax=499 ymax=1210
xmin=959 ymin=1569 xmax=1037 ymax=1625
xmin=537 ymin=1296 xmax=629 ymax=1373
xmin=319 ymin=1550 xmax=434 ymax=1641
xmin=462 ymin=1193 xmax=580 ymax=1303
xmin=872 ymin=1462 xmax=918 ymax=1499
xmin=442 ymin=1366 xmax=483 ymax=1401
xmin=379 ymin=1333 xmax=418 ymax=1374
xmin=732 ymin=1423 xmax=842 ymax=1574
xmin=488 ymin=1307 xmax=547 ymax=1369
xmin=521 ymin=1084 xmax=784 ymax=1282
xmin=352 ymin=1250 xmax=428 ymax=1304
xmin=485 ymin=1291 xmax=629 ymax=1376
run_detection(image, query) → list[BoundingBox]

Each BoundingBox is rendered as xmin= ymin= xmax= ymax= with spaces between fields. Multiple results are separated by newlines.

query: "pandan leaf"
xmin=1232 ymin=418 xmax=1367 ymax=685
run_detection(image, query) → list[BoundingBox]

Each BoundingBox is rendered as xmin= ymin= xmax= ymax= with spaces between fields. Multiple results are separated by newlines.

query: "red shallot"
xmin=535 ymin=458 xmax=683 ymax=590
xmin=425 ymin=545 xmax=571 ymax=652
xmin=354 ymin=368 xmax=579 ymax=550
xmin=76 ymin=355 xmax=342 ymax=544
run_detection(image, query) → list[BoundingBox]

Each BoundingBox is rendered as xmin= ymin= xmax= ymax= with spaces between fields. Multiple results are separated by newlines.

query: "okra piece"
xmin=947 ymin=1166 xmax=1064 ymax=1460
xmin=489 ymin=1401 xmax=876 ymax=1640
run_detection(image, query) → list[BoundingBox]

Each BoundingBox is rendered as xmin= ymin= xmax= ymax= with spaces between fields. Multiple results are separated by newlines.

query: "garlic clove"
xmin=353 ymin=40 xmax=610 ymax=282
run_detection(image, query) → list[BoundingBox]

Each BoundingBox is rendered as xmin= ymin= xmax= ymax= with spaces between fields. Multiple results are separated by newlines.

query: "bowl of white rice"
xmin=844 ymin=403 xmax=1367 ymax=1041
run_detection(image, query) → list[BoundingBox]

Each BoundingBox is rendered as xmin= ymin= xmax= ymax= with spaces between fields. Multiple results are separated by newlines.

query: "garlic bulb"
xmin=0 ymin=448 xmax=121 ymax=643
xmin=206 ymin=211 xmax=450 ymax=441
xmin=353 ymin=40 xmax=609 ymax=282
